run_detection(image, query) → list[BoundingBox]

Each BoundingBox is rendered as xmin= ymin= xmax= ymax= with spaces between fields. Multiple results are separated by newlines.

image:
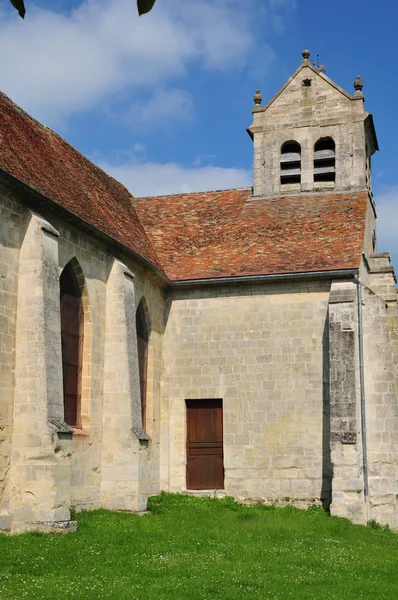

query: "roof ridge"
xmin=134 ymin=186 xmax=252 ymax=200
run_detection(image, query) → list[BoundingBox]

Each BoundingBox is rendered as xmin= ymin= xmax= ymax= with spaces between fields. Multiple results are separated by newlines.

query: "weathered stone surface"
xmin=5 ymin=210 xmax=70 ymax=534
xmin=11 ymin=520 xmax=78 ymax=535
xmin=132 ymin=427 xmax=150 ymax=441
xmin=248 ymin=62 xmax=374 ymax=198
xmin=161 ymin=280 xmax=331 ymax=505
xmin=100 ymin=259 xmax=143 ymax=511
xmin=328 ymin=281 xmax=364 ymax=523
xmin=0 ymin=188 xmax=24 ymax=522
xmin=362 ymin=285 xmax=398 ymax=525
xmin=368 ymin=253 xmax=398 ymax=305
xmin=48 ymin=418 xmax=74 ymax=434
xmin=0 ymin=191 xmax=163 ymax=533
xmin=328 ymin=283 xmax=358 ymax=445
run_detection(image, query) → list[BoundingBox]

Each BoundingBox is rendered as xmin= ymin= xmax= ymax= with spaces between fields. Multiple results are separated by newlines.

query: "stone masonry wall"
xmin=123 ymin=259 xmax=164 ymax=502
xmin=161 ymin=280 xmax=331 ymax=506
xmin=250 ymin=64 xmax=367 ymax=198
xmin=0 ymin=191 xmax=163 ymax=531
xmin=362 ymin=287 xmax=398 ymax=527
xmin=0 ymin=190 xmax=27 ymax=520
xmin=6 ymin=208 xmax=71 ymax=532
xmin=55 ymin=218 xmax=108 ymax=510
xmin=328 ymin=282 xmax=364 ymax=524
xmin=49 ymin=213 xmax=164 ymax=513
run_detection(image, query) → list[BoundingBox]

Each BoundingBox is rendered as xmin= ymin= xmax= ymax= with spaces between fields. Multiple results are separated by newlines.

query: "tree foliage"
xmin=10 ymin=0 xmax=25 ymax=18
xmin=137 ymin=0 xmax=157 ymax=15
xmin=9 ymin=0 xmax=157 ymax=19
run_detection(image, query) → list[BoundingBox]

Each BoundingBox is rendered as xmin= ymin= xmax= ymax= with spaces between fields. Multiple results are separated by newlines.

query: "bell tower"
xmin=247 ymin=50 xmax=378 ymax=198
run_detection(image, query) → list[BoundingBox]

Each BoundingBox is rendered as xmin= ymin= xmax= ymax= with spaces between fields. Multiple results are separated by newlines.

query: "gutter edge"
xmin=171 ymin=269 xmax=360 ymax=287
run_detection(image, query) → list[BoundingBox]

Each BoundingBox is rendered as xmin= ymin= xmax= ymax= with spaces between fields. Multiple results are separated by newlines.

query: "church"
xmin=1 ymin=50 xmax=398 ymax=533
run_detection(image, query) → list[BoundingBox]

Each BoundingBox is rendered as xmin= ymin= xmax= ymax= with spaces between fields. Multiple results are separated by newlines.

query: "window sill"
xmin=72 ymin=428 xmax=88 ymax=438
xmin=313 ymin=181 xmax=335 ymax=189
xmin=48 ymin=417 xmax=73 ymax=435
xmin=132 ymin=427 xmax=150 ymax=441
xmin=280 ymin=183 xmax=301 ymax=192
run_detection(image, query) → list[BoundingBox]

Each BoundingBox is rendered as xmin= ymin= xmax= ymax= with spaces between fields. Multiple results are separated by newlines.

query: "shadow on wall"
xmin=322 ymin=315 xmax=332 ymax=510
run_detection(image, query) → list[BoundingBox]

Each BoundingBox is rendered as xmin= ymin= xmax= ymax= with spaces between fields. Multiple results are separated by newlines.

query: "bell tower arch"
xmin=248 ymin=50 xmax=378 ymax=199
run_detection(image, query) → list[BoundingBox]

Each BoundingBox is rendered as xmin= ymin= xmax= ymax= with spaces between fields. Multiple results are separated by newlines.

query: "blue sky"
xmin=1 ymin=0 xmax=397 ymax=269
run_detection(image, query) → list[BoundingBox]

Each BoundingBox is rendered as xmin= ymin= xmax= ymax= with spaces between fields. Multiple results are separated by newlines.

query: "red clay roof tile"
xmin=133 ymin=188 xmax=368 ymax=281
xmin=0 ymin=92 xmax=161 ymax=271
xmin=0 ymin=92 xmax=368 ymax=283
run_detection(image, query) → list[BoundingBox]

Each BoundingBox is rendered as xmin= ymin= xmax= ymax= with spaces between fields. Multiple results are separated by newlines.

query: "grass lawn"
xmin=1 ymin=493 xmax=398 ymax=599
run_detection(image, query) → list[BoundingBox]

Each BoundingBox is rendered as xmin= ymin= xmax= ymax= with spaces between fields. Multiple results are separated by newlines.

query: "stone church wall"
xmin=327 ymin=282 xmax=365 ymax=523
xmin=0 ymin=191 xmax=163 ymax=532
xmin=362 ymin=288 xmax=398 ymax=527
xmin=54 ymin=218 xmax=108 ymax=511
xmin=2 ymin=189 xmax=398 ymax=530
xmin=0 ymin=190 xmax=27 ymax=522
xmin=161 ymin=280 xmax=331 ymax=506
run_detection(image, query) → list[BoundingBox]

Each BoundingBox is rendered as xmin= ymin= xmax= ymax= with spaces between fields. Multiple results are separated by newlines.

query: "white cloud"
xmin=99 ymin=159 xmax=251 ymax=197
xmin=267 ymin=0 xmax=296 ymax=33
xmin=375 ymin=185 xmax=398 ymax=268
xmin=126 ymin=88 xmax=193 ymax=131
xmin=133 ymin=142 xmax=146 ymax=153
xmin=0 ymin=0 xmax=258 ymax=124
xmin=176 ymin=0 xmax=254 ymax=71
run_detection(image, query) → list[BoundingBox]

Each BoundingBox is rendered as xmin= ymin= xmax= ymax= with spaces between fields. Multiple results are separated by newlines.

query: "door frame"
xmin=185 ymin=398 xmax=224 ymax=490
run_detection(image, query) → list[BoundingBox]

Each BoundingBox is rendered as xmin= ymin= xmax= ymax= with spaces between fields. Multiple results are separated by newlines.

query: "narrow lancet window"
xmin=280 ymin=141 xmax=301 ymax=186
xmin=136 ymin=300 xmax=149 ymax=430
xmin=60 ymin=262 xmax=84 ymax=428
xmin=314 ymin=137 xmax=335 ymax=184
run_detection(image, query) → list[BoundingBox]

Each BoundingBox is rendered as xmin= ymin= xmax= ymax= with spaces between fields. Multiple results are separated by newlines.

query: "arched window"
xmin=280 ymin=141 xmax=301 ymax=185
xmin=314 ymin=137 xmax=335 ymax=184
xmin=60 ymin=261 xmax=84 ymax=428
xmin=136 ymin=299 xmax=149 ymax=430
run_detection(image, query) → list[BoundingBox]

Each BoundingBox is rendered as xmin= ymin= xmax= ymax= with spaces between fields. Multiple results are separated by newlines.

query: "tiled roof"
xmin=0 ymin=92 xmax=161 ymax=271
xmin=133 ymin=188 xmax=368 ymax=281
xmin=0 ymin=92 xmax=368 ymax=283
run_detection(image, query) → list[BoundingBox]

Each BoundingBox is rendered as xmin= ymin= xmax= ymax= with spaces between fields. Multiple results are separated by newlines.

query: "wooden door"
xmin=186 ymin=399 xmax=224 ymax=490
xmin=60 ymin=263 xmax=83 ymax=428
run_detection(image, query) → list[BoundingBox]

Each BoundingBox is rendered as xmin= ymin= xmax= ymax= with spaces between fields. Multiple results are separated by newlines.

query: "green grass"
xmin=1 ymin=493 xmax=398 ymax=599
